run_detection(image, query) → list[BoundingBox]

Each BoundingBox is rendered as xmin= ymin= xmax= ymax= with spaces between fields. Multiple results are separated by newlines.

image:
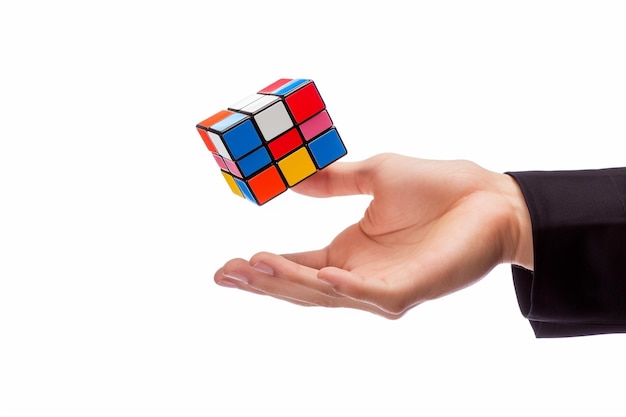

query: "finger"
xmin=247 ymin=254 xmax=405 ymax=319
xmin=278 ymin=248 xmax=330 ymax=272
xmin=318 ymin=266 xmax=417 ymax=317
xmin=215 ymin=256 xmax=398 ymax=318
xmin=291 ymin=159 xmax=373 ymax=198
xmin=215 ymin=265 xmax=318 ymax=307
xmin=215 ymin=259 xmax=323 ymax=307
xmin=249 ymin=251 xmax=335 ymax=295
xmin=217 ymin=255 xmax=339 ymax=305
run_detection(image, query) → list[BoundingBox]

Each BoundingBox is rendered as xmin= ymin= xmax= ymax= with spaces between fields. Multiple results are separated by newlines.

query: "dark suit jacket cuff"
xmin=507 ymin=168 xmax=626 ymax=337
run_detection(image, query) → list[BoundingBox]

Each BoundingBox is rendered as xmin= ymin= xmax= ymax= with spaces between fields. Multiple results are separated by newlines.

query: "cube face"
xmin=197 ymin=78 xmax=347 ymax=205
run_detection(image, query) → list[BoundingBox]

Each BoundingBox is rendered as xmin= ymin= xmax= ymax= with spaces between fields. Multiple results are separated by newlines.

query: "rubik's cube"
xmin=196 ymin=78 xmax=347 ymax=205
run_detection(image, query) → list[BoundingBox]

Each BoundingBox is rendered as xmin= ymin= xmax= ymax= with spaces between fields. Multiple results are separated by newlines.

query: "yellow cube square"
xmin=277 ymin=148 xmax=317 ymax=186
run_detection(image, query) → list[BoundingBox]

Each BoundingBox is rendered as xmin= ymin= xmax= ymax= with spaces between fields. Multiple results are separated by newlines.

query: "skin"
xmin=214 ymin=153 xmax=534 ymax=319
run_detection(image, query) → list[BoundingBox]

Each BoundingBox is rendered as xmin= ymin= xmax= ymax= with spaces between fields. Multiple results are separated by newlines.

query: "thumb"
xmin=291 ymin=159 xmax=373 ymax=198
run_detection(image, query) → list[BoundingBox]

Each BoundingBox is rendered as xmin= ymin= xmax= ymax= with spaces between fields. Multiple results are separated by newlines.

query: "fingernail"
xmin=252 ymin=262 xmax=274 ymax=276
xmin=222 ymin=272 xmax=249 ymax=284
xmin=217 ymin=279 xmax=240 ymax=288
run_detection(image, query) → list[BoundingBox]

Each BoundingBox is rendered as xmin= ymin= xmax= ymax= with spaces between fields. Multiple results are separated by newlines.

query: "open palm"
xmin=215 ymin=153 xmax=532 ymax=318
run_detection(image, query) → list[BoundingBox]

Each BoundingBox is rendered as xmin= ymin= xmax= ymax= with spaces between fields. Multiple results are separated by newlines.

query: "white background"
xmin=1 ymin=1 xmax=625 ymax=416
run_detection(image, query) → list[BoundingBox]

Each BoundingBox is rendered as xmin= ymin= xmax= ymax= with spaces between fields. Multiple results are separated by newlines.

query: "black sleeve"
xmin=506 ymin=168 xmax=626 ymax=338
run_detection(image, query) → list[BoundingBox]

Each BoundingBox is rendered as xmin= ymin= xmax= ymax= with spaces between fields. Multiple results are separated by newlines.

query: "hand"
xmin=214 ymin=153 xmax=533 ymax=319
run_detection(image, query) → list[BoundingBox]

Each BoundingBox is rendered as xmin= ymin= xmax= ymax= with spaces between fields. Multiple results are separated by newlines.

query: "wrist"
xmin=501 ymin=174 xmax=534 ymax=270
